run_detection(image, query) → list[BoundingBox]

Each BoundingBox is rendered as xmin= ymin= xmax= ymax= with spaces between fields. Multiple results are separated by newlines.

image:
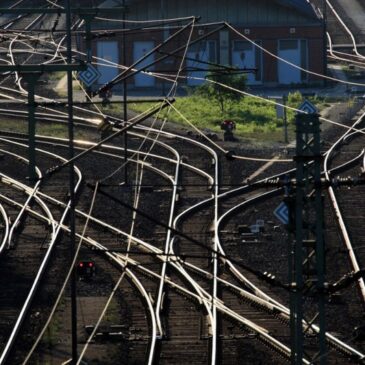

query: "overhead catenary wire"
xmin=22 ymin=182 xmax=100 ymax=365
xmin=226 ymin=22 xmax=365 ymax=87
xmin=93 ymin=17 xmax=200 ymax=96
xmin=181 ymin=74 xmax=365 ymax=138
xmin=3 ymin=10 xmax=365 ymax=169
xmin=96 ymin=16 xmax=197 ymax=184
xmin=2 ymin=4 xmax=364 ymax=362
xmin=90 ymin=183 xmax=288 ymax=291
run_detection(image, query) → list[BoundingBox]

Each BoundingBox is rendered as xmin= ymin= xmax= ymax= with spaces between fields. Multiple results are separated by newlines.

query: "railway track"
xmin=1 ymin=1 xmax=365 ymax=364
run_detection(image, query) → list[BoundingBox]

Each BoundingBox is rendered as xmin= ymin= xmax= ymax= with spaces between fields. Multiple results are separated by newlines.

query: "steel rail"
xmin=2 ymin=172 xmax=362 ymax=363
xmin=0 ymin=172 xmax=56 ymax=247
xmin=0 ymin=182 xmax=304 ymax=363
xmin=1 ymin=148 xmax=44 ymax=249
xmin=326 ymin=31 xmax=365 ymax=67
xmin=0 ymin=132 xmax=215 ymax=195
xmin=0 ymin=146 xmax=65 ymax=247
xmin=0 ymin=0 xmax=39 ymax=30
xmin=2 ymin=12 xmax=364 ymax=358
xmin=7 ymin=11 xmax=48 ymax=88
xmin=164 ymin=152 xmax=365 ymax=361
xmin=0 ymin=136 xmax=290 ymax=362
xmin=0 ymin=132 xmax=211 ymax=184
xmin=0 ymin=171 xmax=298 ymax=363
xmin=20 ymin=130 xmax=214 ymax=184
xmin=91 ymin=242 xmax=157 ymax=365
xmin=0 ymin=137 xmax=82 ymax=365
xmin=153 ymin=140 xmax=180 ymax=342
xmin=325 ymin=0 xmax=362 ymax=57
xmin=153 ymin=132 xmax=219 ymax=361
xmin=0 ymin=204 xmax=9 ymax=255
xmin=216 ymin=185 xmax=365 ymax=359
xmin=16 ymin=133 xmax=219 ymax=359
xmin=0 ymin=132 xmax=215 ymax=346
xmin=0 ymin=8 xmax=308 ymax=364
xmin=5 ymin=125 xmax=362 ymax=358
xmin=324 ymin=111 xmax=365 ymax=302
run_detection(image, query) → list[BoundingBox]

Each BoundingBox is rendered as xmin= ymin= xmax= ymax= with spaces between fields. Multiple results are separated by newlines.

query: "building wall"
xmin=232 ymin=25 xmax=324 ymax=83
xmin=89 ymin=0 xmax=324 ymax=88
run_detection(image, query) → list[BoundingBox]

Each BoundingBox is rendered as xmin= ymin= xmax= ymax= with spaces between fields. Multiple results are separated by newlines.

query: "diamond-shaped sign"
xmin=78 ymin=63 xmax=101 ymax=87
xmin=298 ymin=99 xmax=318 ymax=115
xmin=274 ymin=202 xmax=289 ymax=225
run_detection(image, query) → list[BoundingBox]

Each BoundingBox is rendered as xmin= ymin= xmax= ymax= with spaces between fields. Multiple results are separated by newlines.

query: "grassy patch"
xmin=127 ymin=91 xmax=326 ymax=142
xmin=0 ymin=118 xmax=88 ymax=139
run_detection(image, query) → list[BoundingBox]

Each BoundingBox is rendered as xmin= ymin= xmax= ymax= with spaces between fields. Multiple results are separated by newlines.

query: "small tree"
xmin=195 ymin=71 xmax=247 ymax=114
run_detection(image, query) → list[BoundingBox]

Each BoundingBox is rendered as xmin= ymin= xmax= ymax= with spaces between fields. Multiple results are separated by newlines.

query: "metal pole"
xmin=25 ymin=73 xmax=40 ymax=181
xmin=283 ymin=95 xmax=288 ymax=144
xmin=122 ymin=0 xmax=128 ymax=184
xmin=84 ymin=15 xmax=93 ymax=99
xmin=291 ymin=113 xmax=326 ymax=364
xmin=95 ymin=23 xmax=224 ymax=95
xmin=161 ymin=0 xmax=166 ymax=94
xmin=65 ymin=0 xmax=78 ymax=363
xmin=322 ymin=0 xmax=327 ymax=86
xmin=293 ymin=124 xmax=304 ymax=363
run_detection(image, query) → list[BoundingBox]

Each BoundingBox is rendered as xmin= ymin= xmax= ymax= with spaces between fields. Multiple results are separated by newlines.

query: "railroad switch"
xmin=225 ymin=150 xmax=236 ymax=160
xmin=327 ymin=270 xmax=365 ymax=293
xmin=97 ymin=117 xmax=113 ymax=132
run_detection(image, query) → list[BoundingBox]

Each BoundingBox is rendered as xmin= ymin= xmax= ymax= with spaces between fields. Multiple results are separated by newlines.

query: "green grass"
xmin=0 ymin=118 xmax=88 ymax=140
xmin=126 ymin=91 xmax=326 ymax=142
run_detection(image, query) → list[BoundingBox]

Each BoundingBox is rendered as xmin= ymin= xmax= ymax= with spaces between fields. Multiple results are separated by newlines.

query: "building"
xmin=87 ymin=0 xmax=325 ymax=89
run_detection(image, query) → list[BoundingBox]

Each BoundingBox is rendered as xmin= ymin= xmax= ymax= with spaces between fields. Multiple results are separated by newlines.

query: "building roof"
xmin=98 ymin=0 xmax=123 ymax=8
xmin=274 ymin=0 xmax=318 ymax=18
xmin=97 ymin=0 xmax=321 ymax=24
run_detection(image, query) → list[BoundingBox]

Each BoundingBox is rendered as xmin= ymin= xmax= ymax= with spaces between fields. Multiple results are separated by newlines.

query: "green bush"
xmin=195 ymin=71 xmax=246 ymax=115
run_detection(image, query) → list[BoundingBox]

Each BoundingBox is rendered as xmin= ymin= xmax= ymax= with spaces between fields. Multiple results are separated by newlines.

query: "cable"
xmin=90 ymin=183 xmax=288 ymax=291
xmin=226 ymin=23 xmax=365 ymax=88
xmin=185 ymin=74 xmax=365 ymax=137
xmin=99 ymin=18 xmax=197 ymax=183
xmin=94 ymin=15 xmax=195 ymax=24
xmin=22 ymin=182 xmax=99 ymax=365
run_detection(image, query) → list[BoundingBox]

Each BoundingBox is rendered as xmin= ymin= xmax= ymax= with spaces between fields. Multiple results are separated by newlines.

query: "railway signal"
xmin=77 ymin=260 xmax=96 ymax=278
xmin=221 ymin=119 xmax=236 ymax=141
